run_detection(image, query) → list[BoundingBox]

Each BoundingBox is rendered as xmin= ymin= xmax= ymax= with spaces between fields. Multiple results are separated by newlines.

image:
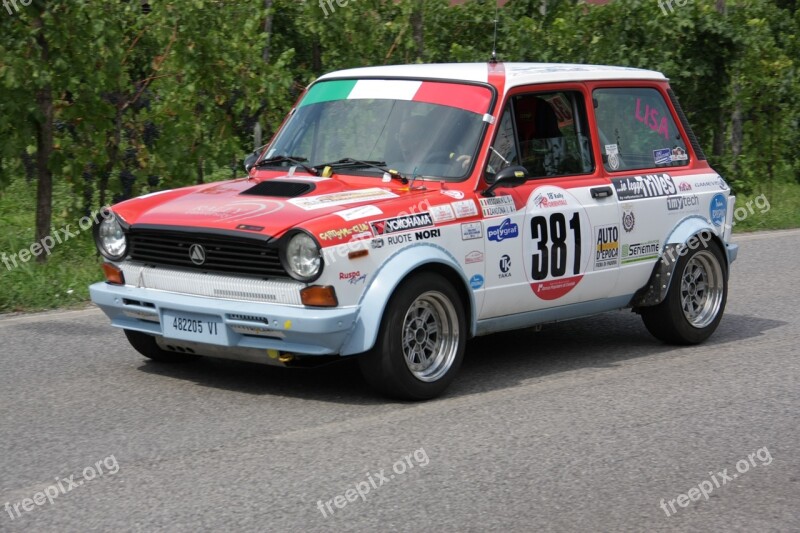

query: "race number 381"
xmin=530 ymin=212 xmax=581 ymax=280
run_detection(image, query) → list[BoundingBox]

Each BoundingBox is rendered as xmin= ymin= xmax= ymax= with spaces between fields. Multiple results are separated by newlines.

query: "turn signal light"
xmin=300 ymin=285 xmax=338 ymax=307
xmin=102 ymin=263 xmax=125 ymax=285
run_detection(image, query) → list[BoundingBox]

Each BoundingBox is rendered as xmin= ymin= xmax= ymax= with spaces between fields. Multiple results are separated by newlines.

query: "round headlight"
xmin=95 ymin=215 xmax=128 ymax=261
xmin=283 ymin=232 xmax=322 ymax=282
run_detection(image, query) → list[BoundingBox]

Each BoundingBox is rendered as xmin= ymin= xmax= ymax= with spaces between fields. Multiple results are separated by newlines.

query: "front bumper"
xmin=90 ymin=282 xmax=358 ymax=364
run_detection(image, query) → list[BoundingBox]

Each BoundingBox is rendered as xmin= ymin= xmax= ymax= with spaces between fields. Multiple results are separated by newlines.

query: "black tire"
xmin=124 ymin=329 xmax=199 ymax=363
xmin=640 ymin=239 xmax=728 ymax=344
xmin=359 ymin=272 xmax=466 ymax=400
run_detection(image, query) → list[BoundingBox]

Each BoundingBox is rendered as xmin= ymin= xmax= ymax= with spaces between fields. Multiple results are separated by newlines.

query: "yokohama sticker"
xmin=611 ymin=174 xmax=677 ymax=201
xmin=479 ymin=196 xmax=516 ymax=217
xmin=371 ymin=212 xmax=433 ymax=235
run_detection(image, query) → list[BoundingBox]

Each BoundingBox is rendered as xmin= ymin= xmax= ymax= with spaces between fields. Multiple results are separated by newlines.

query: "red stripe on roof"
xmin=412 ymin=81 xmax=492 ymax=114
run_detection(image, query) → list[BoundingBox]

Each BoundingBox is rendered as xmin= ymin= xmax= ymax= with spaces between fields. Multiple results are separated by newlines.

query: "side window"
xmin=487 ymin=91 xmax=594 ymax=179
xmin=593 ymin=87 xmax=689 ymax=172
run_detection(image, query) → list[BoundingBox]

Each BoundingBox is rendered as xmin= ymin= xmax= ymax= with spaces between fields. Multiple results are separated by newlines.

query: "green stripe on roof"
xmin=299 ymin=79 xmax=358 ymax=107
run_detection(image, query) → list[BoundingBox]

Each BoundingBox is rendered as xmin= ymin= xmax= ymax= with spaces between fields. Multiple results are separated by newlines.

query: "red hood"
xmin=111 ymin=175 xmax=440 ymax=239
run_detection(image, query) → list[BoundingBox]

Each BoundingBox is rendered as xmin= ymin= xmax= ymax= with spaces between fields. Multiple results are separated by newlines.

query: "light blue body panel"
xmin=664 ymin=215 xmax=738 ymax=266
xmin=338 ymin=242 xmax=476 ymax=355
xmin=475 ymin=294 xmax=634 ymax=336
xmin=90 ymin=282 xmax=358 ymax=356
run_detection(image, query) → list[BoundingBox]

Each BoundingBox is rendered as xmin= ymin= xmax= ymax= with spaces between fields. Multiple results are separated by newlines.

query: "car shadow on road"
xmin=135 ymin=311 xmax=785 ymax=404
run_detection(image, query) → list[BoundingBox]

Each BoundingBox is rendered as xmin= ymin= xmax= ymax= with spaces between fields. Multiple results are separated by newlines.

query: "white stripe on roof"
xmin=346 ymin=79 xmax=422 ymax=100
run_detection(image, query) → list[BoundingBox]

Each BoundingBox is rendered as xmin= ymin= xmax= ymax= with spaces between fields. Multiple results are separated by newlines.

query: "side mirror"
xmin=243 ymin=151 xmax=260 ymax=173
xmin=482 ymin=165 xmax=529 ymax=197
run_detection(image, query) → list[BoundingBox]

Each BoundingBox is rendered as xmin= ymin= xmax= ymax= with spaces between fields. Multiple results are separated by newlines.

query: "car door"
xmin=479 ymin=85 xmax=621 ymax=319
xmin=591 ymin=84 xmax=698 ymax=300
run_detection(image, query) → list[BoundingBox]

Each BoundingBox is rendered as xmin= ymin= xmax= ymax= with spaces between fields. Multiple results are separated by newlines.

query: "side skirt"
xmin=474 ymin=294 xmax=634 ymax=337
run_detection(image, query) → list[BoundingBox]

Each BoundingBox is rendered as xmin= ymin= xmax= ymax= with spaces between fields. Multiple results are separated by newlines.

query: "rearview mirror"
xmin=482 ymin=165 xmax=529 ymax=197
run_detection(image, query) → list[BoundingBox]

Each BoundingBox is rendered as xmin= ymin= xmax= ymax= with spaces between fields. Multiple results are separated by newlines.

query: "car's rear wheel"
xmin=124 ymin=329 xmax=199 ymax=363
xmin=359 ymin=272 xmax=466 ymax=400
xmin=640 ymin=239 xmax=727 ymax=344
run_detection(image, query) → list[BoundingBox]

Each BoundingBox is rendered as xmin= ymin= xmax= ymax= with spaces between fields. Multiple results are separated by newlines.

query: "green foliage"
xmin=0 ymin=0 xmax=798 ymax=311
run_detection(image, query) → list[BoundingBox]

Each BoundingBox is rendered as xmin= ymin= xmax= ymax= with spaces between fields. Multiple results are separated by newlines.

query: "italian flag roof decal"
xmin=300 ymin=79 xmax=492 ymax=115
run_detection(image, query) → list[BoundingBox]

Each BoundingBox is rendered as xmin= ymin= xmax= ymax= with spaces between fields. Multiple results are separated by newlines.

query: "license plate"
xmin=162 ymin=310 xmax=228 ymax=345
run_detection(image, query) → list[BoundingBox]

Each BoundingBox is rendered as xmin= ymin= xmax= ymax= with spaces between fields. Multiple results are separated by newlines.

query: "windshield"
xmin=265 ymin=79 xmax=493 ymax=180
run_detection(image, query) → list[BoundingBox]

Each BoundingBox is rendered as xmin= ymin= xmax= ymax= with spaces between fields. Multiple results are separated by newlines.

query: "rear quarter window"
xmin=593 ymin=87 xmax=689 ymax=173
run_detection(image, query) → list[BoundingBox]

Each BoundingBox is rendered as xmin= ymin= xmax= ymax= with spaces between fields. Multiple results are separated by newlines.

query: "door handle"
xmin=590 ymin=186 xmax=613 ymax=199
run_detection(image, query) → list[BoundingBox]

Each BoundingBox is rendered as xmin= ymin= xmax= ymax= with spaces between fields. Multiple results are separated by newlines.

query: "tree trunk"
xmin=410 ymin=0 xmax=424 ymax=61
xmin=730 ymin=83 xmax=743 ymax=178
xmin=262 ymin=0 xmax=273 ymax=64
xmin=33 ymin=11 xmax=53 ymax=264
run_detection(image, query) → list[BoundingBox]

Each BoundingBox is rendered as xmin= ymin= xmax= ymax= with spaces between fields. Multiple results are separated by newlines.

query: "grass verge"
xmin=1 ymin=177 xmax=799 ymax=313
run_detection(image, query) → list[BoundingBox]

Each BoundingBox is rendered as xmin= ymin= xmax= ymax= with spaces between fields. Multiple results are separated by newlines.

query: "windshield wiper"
xmin=255 ymin=155 xmax=318 ymax=176
xmin=314 ymin=158 xmax=407 ymax=184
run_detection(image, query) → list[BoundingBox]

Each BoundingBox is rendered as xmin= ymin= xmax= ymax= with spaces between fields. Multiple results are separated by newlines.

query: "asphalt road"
xmin=1 ymin=229 xmax=799 ymax=532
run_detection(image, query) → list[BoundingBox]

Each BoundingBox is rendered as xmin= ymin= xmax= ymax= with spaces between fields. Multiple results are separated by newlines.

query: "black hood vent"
xmin=240 ymin=180 xmax=315 ymax=198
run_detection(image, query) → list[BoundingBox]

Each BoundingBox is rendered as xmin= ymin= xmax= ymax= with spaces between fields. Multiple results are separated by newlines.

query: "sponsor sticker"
xmin=621 ymin=240 xmax=661 ymax=264
xmin=387 ymin=234 xmax=413 ymax=245
xmin=678 ymin=182 xmax=692 ymax=192
xmin=414 ymin=228 xmax=441 ymax=241
xmin=452 ymin=199 xmax=479 ymax=219
xmin=595 ymin=225 xmax=620 ymax=270
xmin=532 ymin=190 xmax=569 ymax=209
xmin=461 ymin=222 xmax=483 ymax=240
xmin=429 ymin=204 xmax=456 ymax=223
xmin=487 ymin=218 xmax=519 ymax=242
xmin=710 ymin=194 xmax=726 ymax=226
xmin=671 ymin=146 xmax=688 ymax=162
xmin=441 ymin=189 xmax=465 ymax=200
xmin=498 ymin=254 xmax=512 ymax=278
xmin=531 ymin=276 xmax=582 ymax=301
xmin=653 ymin=148 xmax=672 ymax=165
xmin=479 ymin=196 xmax=516 ymax=217
xmin=606 ymin=144 xmax=620 ymax=170
xmin=622 ymin=208 xmax=635 ymax=232
xmin=288 ymin=188 xmax=398 ymax=210
xmin=319 ymin=223 xmax=371 ymax=241
xmin=611 ymin=174 xmax=677 ymax=201
xmin=465 ymin=250 xmax=484 ymax=264
xmin=666 ymin=195 xmax=700 ymax=212
xmin=470 ymin=274 xmax=484 ymax=290
xmin=371 ymin=212 xmax=433 ymax=235
xmin=370 ymin=238 xmax=384 ymax=249
xmin=334 ymin=205 xmax=383 ymax=221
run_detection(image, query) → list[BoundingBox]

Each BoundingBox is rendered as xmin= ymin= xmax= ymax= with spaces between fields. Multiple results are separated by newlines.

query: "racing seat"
xmin=514 ymin=95 xmax=566 ymax=177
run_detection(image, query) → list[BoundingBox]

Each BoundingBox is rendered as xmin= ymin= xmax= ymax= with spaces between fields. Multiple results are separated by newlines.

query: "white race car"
xmin=91 ymin=62 xmax=737 ymax=400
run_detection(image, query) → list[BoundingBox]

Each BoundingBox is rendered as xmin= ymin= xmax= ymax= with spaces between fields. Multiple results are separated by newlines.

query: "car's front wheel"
xmin=124 ymin=329 xmax=199 ymax=363
xmin=640 ymin=239 xmax=728 ymax=344
xmin=359 ymin=272 xmax=466 ymax=400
